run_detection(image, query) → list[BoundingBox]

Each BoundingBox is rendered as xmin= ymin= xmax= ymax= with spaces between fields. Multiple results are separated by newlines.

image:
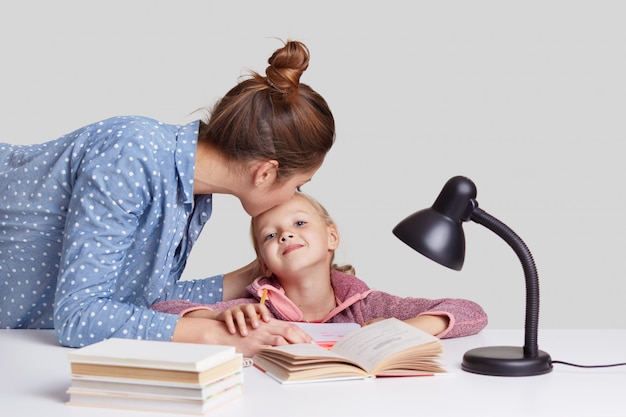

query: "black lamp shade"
xmin=392 ymin=176 xmax=477 ymax=271
xmin=392 ymin=208 xmax=465 ymax=271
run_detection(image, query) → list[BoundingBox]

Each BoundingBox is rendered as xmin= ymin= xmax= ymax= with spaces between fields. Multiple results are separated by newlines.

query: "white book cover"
xmin=67 ymin=338 xmax=238 ymax=372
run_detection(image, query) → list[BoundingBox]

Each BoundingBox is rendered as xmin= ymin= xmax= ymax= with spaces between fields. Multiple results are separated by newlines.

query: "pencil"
xmin=257 ymin=289 xmax=268 ymax=319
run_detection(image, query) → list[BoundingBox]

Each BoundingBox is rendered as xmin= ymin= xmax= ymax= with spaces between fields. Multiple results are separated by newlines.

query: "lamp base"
xmin=462 ymin=346 xmax=552 ymax=377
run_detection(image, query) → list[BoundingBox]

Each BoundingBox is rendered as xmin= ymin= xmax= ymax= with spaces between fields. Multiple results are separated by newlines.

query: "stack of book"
xmin=66 ymin=338 xmax=243 ymax=415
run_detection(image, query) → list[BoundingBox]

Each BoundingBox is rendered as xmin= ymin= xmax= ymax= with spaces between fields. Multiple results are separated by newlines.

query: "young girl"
xmin=152 ymin=193 xmax=488 ymax=350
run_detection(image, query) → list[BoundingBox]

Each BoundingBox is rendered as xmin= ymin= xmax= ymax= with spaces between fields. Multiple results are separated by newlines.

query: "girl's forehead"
xmin=254 ymin=197 xmax=316 ymax=227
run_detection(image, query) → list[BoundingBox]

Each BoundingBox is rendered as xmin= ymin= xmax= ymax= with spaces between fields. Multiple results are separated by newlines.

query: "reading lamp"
xmin=392 ymin=176 xmax=552 ymax=376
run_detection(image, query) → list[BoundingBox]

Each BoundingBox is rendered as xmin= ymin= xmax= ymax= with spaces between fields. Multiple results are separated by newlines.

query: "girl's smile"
xmin=283 ymin=244 xmax=304 ymax=256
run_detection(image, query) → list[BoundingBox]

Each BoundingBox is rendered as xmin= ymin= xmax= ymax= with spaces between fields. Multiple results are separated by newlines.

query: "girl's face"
xmin=239 ymin=166 xmax=319 ymax=217
xmin=252 ymin=194 xmax=338 ymax=279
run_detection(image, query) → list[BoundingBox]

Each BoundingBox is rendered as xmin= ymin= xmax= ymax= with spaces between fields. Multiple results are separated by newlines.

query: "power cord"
xmin=551 ymin=360 xmax=626 ymax=369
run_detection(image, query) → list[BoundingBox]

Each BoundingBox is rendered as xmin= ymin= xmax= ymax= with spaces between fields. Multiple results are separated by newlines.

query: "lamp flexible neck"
xmin=470 ymin=207 xmax=540 ymax=357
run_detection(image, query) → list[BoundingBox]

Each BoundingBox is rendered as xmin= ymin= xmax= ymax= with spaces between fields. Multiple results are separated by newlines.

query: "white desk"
xmin=1 ymin=329 xmax=625 ymax=417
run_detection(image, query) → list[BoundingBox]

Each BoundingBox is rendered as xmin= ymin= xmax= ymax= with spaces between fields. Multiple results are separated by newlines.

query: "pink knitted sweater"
xmin=152 ymin=270 xmax=488 ymax=339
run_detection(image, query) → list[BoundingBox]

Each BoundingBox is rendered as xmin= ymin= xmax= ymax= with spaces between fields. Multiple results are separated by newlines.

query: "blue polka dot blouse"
xmin=0 ymin=116 xmax=223 ymax=347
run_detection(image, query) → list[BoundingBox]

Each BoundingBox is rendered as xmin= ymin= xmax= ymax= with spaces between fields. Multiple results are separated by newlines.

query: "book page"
xmin=255 ymin=342 xmax=355 ymax=363
xmin=292 ymin=322 xmax=361 ymax=348
xmin=330 ymin=318 xmax=439 ymax=373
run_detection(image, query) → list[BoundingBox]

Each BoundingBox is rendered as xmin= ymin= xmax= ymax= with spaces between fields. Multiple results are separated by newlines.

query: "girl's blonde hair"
xmin=251 ymin=192 xmax=355 ymax=276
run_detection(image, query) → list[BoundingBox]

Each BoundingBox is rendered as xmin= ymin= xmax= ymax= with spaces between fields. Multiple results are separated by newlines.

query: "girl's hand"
xmin=216 ymin=303 xmax=272 ymax=336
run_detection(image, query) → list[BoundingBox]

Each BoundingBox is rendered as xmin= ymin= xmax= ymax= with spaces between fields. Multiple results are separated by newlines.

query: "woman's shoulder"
xmin=79 ymin=115 xmax=185 ymax=150
xmin=91 ymin=115 xmax=171 ymax=134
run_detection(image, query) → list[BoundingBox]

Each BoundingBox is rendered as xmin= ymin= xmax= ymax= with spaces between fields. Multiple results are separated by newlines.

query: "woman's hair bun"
xmin=265 ymin=40 xmax=310 ymax=98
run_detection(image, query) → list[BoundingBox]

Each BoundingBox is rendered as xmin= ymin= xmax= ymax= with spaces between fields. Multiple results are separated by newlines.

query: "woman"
xmin=0 ymin=40 xmax=334 ymax=356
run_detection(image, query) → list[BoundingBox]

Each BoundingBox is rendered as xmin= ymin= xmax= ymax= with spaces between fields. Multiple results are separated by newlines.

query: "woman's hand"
xmin=172 ymin=316 xmax=313 ymax=357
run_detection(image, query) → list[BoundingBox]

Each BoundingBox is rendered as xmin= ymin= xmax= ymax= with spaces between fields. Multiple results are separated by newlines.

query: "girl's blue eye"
xmin=265 ymin=232 xmax=276 ymax=241
xmin=295 ymin=221 xmax=305 ymax=227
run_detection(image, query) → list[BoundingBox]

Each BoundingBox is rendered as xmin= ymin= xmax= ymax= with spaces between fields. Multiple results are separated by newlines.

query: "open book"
xmin=252 ymin=318 xmax=444 ymax=384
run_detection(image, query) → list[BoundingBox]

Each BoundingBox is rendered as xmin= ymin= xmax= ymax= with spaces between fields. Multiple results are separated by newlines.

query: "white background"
xmin=2 ymin=1 xmax=624 ymax=329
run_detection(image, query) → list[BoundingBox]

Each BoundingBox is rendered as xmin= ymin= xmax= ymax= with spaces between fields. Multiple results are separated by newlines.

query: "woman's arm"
xmin=172 ymin=316 xmax=312 ymax=357
xmin=53 ymin=127 xmax=192 ymax=347
xmin=53 ymin=143 xmax=171 ymax=346
xmin=222 ymin=260 xmax=262 ymax=300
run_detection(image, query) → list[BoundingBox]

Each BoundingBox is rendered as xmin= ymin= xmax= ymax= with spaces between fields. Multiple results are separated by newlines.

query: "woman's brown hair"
xmin=199 ymin=40 xmax=335 ymax=181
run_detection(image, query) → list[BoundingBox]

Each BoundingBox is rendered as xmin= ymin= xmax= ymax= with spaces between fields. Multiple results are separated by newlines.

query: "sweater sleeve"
xmin=356 ymin=292 xmax=488 ymax=338
xmin=151 ymin=300 xmax=214 ymax=316
xmin=151 ymin=298 xmax=259 ymax=316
